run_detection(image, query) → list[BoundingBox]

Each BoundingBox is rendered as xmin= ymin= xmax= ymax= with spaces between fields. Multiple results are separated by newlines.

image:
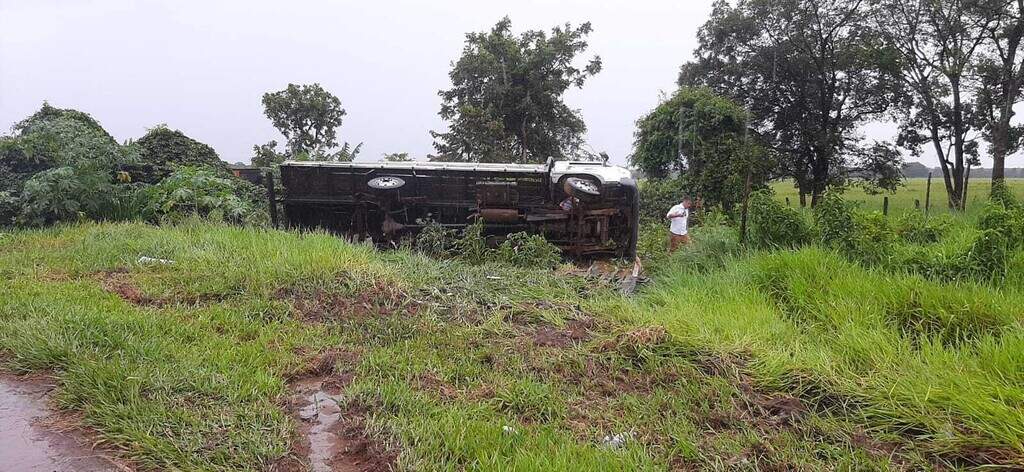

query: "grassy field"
xmin=770 ymin=178 xmax=1024 ymax=214
xmin=0 ymin=221 xmax=1022 ymax=470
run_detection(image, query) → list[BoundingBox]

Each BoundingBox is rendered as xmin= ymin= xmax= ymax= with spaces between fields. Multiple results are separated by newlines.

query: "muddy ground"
xmin=0 ymin=374 xmax=124 ymax=472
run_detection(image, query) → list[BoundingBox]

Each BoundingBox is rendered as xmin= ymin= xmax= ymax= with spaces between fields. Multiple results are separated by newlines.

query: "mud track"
xmin=0 ymin=374 xmax=126 ymax=472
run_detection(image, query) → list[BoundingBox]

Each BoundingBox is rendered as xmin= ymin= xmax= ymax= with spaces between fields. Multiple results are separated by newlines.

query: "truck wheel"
xmin=565 ymin=177 xmax=600 ymax=196
xmin=367 ymin=176 xmax=406 ymax=190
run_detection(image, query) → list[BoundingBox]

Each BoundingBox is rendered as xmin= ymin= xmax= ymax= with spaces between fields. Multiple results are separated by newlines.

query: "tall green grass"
xmin=2 ymin=220 xmax=1022 ymax=469
xmin=602 ymin=247 xmax=1024 ymax=460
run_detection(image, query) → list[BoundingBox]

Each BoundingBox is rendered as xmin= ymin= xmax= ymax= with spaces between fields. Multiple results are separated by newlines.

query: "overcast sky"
xmin=1 ymin=0 xmax=1020 ymax=167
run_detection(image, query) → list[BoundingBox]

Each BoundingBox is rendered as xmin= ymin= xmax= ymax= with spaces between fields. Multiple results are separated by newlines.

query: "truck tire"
xmin=367 ymin=176 xmax=406 ymax=190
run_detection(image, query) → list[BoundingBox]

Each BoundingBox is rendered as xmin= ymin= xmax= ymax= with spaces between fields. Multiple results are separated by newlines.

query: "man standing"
xmin=666 ymin=197 xmax=691 ymax=252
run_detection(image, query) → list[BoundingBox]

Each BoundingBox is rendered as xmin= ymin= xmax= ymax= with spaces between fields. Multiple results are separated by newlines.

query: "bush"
xmin=747 ymin=189 xmax=813 ymax=249
xmin=850 ymin=211 xmax=898 ymax=265
xmin=977 ymin=200 xmax=1024 ymax=249
xmin=496 ymin=232 xmax=561 ymax=269
xmin=990 ymin=180 xmax=1021 ymax=210
xmin=892 ymin=212 xmax=949 ymax=244
xmin=1 ymin=110 xmax=141 ymax=226
xmin=813 ymin=192 xmax=858 ymax=252
xmin=638 ymin=178 xmax=686 ymax=224
xmin=145 ymin=167 xmax=266 ymax=225
xmin=961 ymin=229 xmax=1010 ymax=282
xmin=415 ymin=222 xmax=458 ymax=258
xmin=456 ymin=220 xmax=491 ymax=265
xmin=128 ymin=126 xmax=231 ymax=184
xmin=18 ymin=167 xmax=113 ymax=225
xmin=810 ymin=192 xmax=898 ymax=265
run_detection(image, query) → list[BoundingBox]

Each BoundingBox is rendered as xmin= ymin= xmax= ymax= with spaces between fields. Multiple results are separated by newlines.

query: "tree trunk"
xmin=809 ymin=151 xmax=829 ymax=207
xmin=992 ymin=122 xmax=1009 ymax=183
xmin=949 ymin=76 xmax=966 ymax=210
xmin=929 ymin=119 xmax=961 ymax=210
xmin=992 ymin=0 xmax=1023 ymax=183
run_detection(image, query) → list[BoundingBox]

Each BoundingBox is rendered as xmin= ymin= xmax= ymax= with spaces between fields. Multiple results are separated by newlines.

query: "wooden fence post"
xmin=265 ymin=169 xmax=278 ymax=229
xmin=962 ymin=163 xmax=972 ymax=212
xmin=925 ymin=172 xmax=932 ymax=217
xmin=883 ymin=196 xmax=889 ymax=216
xmin=739 ymin=167 xmax=753 ymax=245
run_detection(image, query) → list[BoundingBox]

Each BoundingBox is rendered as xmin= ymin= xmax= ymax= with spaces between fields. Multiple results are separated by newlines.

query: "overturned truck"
xmin=278 ymin=159 xmax=639 ymax=258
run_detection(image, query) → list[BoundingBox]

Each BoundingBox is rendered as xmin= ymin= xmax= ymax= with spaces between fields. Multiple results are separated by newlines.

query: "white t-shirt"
xmin=667 ymin=204 xmax=689 ymax=235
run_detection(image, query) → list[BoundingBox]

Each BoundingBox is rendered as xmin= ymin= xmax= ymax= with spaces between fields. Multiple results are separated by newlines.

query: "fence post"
xmin=924 ymin=171 xmax=932 ymax=217
xmin=962 ymin=163 xmax=972 ymax=212
xmin=883 ymin=196 xmax=889 ymax=216
xmin=265 ymin=169 xmax=278 ymax=229
xmin=739 ymin=167 xmax=753 ymax=245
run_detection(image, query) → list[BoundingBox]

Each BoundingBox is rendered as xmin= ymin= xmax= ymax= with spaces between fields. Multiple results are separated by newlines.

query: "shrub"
xmin=17 ymin=166 xmax=119 ymax=226
xmin=145 ymin=167 xmax=266 ymax=225
xmin=456 ymin=220 xmax=491 ymax=265
xmin=747 ymin=189 xmax=813 ymax=249
xmin=961 ymin=229 xmax=1010 ymax=282
xmin=990 ymin=180 xmax=1021 ymax=211
xmin=128 ymin=126 xmax=231 ymax=184
xmin=496 ymin=232 xmax=561 ymax=269
xmin=810 ymin=192 xmax=899 ymax=265
xmin=638 ymin=178 xmax=686 ymax=224
xmin=892 ymin=212 xmax=949 ymax=244
xmin=850 ymin=211 xmax=898 ymax=265
xmin=1 ymin=111 xmax=141 ymax=226
xmin=895 ymin=229 xmax=1011 ymax=284
xmin=813 ymin=192 xmax=858 ymax=251
xmin=415 ymin=222 xmax=458 ymax=258
xmin=977 ymin=200 xmax=1024 ymax=249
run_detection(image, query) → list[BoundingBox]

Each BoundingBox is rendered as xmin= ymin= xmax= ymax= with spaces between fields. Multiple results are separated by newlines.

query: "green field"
xmin=770 ymin=178 xmax=1024 ymax=214
xmin=1 ymin=218 xmax=1021 ymax=470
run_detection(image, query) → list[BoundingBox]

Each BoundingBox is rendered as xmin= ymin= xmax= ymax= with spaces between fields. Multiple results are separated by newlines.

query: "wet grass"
xmin=0 ymin=221 xmax=1021 ymax=469
xmin=770 ymin=178 xmax=1024 ymax=214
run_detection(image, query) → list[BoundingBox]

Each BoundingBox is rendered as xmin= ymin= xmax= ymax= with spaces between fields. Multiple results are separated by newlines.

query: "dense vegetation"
xmin=0 ymin=104 xmax=265 ymax=228
xmin=2 ymin=190 xmax=1022 ymax=469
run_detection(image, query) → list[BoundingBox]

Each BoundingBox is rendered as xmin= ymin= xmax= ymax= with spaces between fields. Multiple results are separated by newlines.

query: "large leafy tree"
xmin=872 ymin=0 xmax=1003 ymax=208
xmin=129 ymin=125 xmax=229 ymax=184
xmin=681 ymin=0 xmax=905 ymax=206
xmin=977 ymin=0 xmax=1024 ymax=183
xmin=431 ymin=17 xmax=602 ymax=163
xmin=630 ymin=87 xmax=770 ymax=210
xmin=0 ymin=104 xmax=138 ymax=225
xmin=260 ymin=83 xmax=361 ymax=161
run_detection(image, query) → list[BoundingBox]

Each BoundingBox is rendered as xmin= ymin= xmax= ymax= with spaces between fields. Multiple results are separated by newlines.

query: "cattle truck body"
xmin=278 ymin=159 xmax=639 ymax=258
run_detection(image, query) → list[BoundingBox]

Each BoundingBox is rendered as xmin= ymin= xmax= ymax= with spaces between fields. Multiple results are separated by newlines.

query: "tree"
xmin=977 ymin=0 xmax=1024 ymax=183
xmin=382 ymin=152 xmax=411 ymax=162
xmin=251 ymin=140 xmax=286 ymax=168
xmin=431 ymin=17 xmax=602 ymax=163
xmin=261 ymin=83 xmax=361 ymax=161
xmin=872 ymin=0 xmax=1003 ymax=209
xmin=681 ymin=0 xmax=905 ymax=206
xmin=0 ymin=105 xmax=138 ymax=225
xmin=129 ymin=125 xmax=228 ymax=184
xmin=14 ymin=102 xmax=115 ymax=142
xmin=630 ymin=87 xmax=770 ymax=210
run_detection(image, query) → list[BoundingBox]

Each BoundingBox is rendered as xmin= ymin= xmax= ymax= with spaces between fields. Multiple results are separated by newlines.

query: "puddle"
xmin=297 ymin=389 xmax=346 ymax=472
xmin=0 ymin=376 xmax=119 ymax=472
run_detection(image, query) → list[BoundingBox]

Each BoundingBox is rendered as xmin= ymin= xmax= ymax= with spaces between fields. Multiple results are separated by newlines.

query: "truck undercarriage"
xmin=278 ymin=159 xmax=639 ymax=258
